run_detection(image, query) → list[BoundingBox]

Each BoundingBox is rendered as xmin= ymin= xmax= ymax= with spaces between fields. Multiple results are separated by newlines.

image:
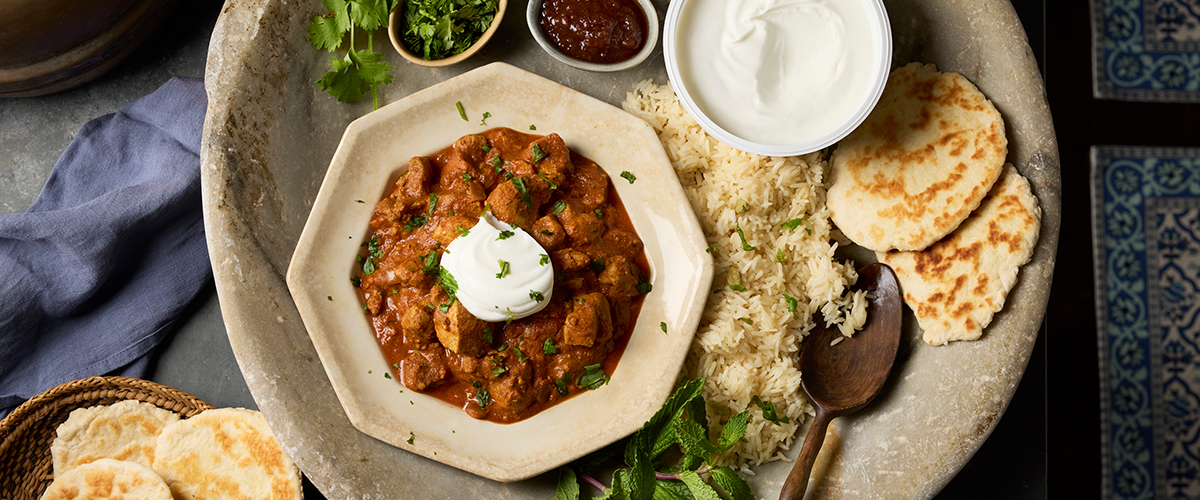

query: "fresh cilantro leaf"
xmin=589 ymin=257 xmax=606 ymax=273
xmin=308 ymin=1 xmax=352 ymax=52
xmin=481 ymin=111 xmax=492 ymax=126
xmin=531 ymin=144 xmax=547 ymax=164
xmin=361 ymin=256 xmax=378 ymax=275
xmin=420 ymin=250 xmax=440 ymax=275
xmin=781 ymin=216 xmax=808 ymax=231
xmin=543 ymin=338 xmax=558 ymax=355
xmin=620 ymin=171 xmax=637 ymax=183
xmin=537 ymin=169 xmax=559 ymax=189
xmin=400 ymin=0 xmax=499 ymax=60
xmin=437 ymin=267 xmax=459 ymax=298
xmin=735 ymin=222 xmax=755 ymax=251
xmin=782 ymin=292 xmax=798 ymax=318
xmin=579 ymin=364 xmax=610 ymax=389
xmin=403 ymin=215 xmax=428 ymax=232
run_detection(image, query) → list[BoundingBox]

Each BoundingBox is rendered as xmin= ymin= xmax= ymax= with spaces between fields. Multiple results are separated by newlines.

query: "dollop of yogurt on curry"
xmin=440 ymin=211 xmax=554 ymax=322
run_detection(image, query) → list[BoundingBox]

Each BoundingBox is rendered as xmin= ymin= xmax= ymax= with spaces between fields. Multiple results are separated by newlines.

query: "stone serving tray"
xmin=200 ymin=0 xmax=1059 ymax=498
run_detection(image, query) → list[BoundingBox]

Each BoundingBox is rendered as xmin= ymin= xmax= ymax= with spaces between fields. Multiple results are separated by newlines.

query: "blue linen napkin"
xmin=0 ymin=77 xmax=211 ymax=418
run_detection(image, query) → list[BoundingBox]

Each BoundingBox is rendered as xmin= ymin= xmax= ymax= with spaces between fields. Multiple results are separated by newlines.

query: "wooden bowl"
xmin=0 ymin=0 xmax=173 ymax=98
xmin=387 ymin=0 xmax=507 ymax=68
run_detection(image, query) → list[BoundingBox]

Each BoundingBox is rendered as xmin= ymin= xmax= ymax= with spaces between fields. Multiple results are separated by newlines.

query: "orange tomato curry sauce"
xmin=355 ymin=127 xmax=650 ymax=423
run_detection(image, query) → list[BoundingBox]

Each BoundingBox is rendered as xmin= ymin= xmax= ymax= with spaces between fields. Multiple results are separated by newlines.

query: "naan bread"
xmin=51 ymin=400 xmax=180 ymax=477
xmin=152 ymin=408 xmax=301 ymax=500
xmin=829 ymin=62 xmax=1007 ymax=252
xmin=40 ymin=458 xmax=173 ymax=500
xmin=878 ymin=164 xmax=1040 ymax=345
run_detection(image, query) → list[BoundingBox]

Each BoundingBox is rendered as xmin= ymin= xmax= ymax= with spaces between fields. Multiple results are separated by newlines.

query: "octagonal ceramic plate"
xmin=285 ymin=63 xmax=713 ymax=482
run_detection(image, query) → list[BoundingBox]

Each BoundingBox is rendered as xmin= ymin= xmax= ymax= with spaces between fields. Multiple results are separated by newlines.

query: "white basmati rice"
xmin=622 ymin=81 xmax=869 ymax=469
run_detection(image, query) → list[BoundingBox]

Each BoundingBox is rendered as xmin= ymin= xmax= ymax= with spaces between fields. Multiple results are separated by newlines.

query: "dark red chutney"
xmin=538 ymin=0 xmax=648 ymax=64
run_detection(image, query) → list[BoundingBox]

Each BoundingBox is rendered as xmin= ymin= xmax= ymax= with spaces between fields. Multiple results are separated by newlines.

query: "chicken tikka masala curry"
xmin=354 ymin=128 xmax=651 ymax=423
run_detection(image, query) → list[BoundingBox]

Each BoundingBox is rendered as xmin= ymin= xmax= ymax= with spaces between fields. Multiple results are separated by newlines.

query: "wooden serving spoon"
xmin=779 ymin=262 xmax=903 ymax=500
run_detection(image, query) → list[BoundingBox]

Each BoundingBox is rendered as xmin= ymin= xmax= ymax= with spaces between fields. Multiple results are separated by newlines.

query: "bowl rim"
xmin=284 ymin=62 xmax=713 ymax=482
xmin=388 ymin=0 xmax=508 ymax=68
xmin=662 ymin=0 xmax=892 ymax=156
xmin=525 ymin=0 xmax=659 ymax=72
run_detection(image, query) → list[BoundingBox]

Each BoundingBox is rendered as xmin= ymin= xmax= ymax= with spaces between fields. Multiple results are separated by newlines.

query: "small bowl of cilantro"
xmin=388 ymin=0 xmax=507 ymax=67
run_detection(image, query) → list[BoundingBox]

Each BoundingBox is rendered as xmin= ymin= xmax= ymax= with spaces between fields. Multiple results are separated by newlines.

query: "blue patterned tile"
xmin=1095 ymin=146 xmax=1200 ymax=500
xmin=1093 ymin=0 xmax=1200 ymax=101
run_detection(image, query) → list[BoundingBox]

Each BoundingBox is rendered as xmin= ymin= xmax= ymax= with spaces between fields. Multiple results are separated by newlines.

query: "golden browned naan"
xmin=829 ymin=62 xmax=1007 ymax=252
xmin=40 ymin=458 xmax=173 ymax=500
xmin=878 ymin=164 xmax=1040 ymax=345
xmin=152 ymin=408 xmax=301 ymax=500
xmin=51 ymin=400 xmax=180 ymax=477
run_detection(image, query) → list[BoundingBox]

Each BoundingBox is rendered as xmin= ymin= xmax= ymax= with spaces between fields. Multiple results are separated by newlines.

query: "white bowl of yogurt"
xmin=664 ymin=0 xmax=891 ymax=156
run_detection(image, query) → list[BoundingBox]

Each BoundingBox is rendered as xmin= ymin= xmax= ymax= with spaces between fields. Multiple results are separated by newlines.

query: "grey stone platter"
xmin=199 ymin=0 xmax=1058 ymax=498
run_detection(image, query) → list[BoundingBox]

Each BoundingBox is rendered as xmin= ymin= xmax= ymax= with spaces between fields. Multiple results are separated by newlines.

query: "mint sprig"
xmin=554 ymin=378 xmax=756 ymax=500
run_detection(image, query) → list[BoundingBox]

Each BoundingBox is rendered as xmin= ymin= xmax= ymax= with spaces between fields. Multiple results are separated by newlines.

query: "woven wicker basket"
xmin=0 ymin=376 xmax=213 ymax=500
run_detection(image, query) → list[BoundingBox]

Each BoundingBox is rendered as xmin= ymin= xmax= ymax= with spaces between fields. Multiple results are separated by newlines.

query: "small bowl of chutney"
xmin=527 ymin=0 xmax=658 ymax=72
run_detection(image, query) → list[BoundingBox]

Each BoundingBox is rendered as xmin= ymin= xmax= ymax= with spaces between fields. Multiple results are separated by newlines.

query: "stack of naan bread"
xmin=828 ymin=62 xmax=1042 ymax=346
xmin=42 ymin=400 xmax=301 ymax=500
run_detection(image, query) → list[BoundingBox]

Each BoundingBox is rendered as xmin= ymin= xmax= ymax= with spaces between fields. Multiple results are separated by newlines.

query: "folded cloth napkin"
xmin=0 ymin=77 xmax=211 ymax=418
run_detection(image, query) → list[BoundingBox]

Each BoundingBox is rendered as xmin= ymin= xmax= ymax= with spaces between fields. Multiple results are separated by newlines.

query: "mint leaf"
xmin=675 ymin=418 xmax=718 ymax=459
xmin=709 ymin=467 xmax=754 ymax=500
xmin=717 ymin=410 xmax=749 ymax=451
xmin=678 ymin=471 xmax=721 ymax=500
xmin=652 ymin=480 xmax=695 ymax=500
xmin=625 ymin=445 xmax=655 ymax=500
xmin=554 ymin=467 xmax=580 ymax=500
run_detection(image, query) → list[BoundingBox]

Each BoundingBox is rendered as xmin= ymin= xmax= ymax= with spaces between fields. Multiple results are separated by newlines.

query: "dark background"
xmin=936 ymin=0 xmax=1196 ymax=498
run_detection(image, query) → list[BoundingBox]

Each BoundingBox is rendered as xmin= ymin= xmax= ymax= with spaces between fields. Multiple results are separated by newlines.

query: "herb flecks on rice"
xmin=623 ymin=81 xmax=869 ymax=469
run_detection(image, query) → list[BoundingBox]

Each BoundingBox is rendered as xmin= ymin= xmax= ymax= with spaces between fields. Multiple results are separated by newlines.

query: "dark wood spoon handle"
xmin=779 ymin=407 xmax=834 ymax=500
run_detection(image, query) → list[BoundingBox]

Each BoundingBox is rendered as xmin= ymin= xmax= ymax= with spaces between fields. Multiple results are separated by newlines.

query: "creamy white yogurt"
xmin=440 ymin=212 xmax=555 ymax=322
xmin=675 ymin=0 xmax=875 ymax=146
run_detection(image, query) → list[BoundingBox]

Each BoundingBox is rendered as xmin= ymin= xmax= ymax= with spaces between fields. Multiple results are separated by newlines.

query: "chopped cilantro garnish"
xmin=496 ymin=259 xmax=510 ymax=279
xmin=529 ymin=124 xmax=537 ymax=130
xmin=420 ymin=250 xmax=440 ymax=275
xmin=437 ymin=267 xmax=458 ymax=298
xmin=782 ymin=292 xmax=798 ymax=319
xmin=555 ymin=374 xmax=570 ymax=396
xmin=729 ymin=284 xmax=748 ymax=292
xmin=491 ymin=366 xmax=506 ymax=377
xmin=356 ymin=199 xmax=364 ymax=203
xmin=543 ymin=338 xmax=557 ymax=355
xmin=456 ymin=101 xmax=467 ymax=121
xmin=539 ymin=254 xmax=550 ymax=266
xmin=579 ymin=364 xmax=609 ymax=390
xmin=407 ymin=432 xmax=415 ymax=444
xmin=483 ymin=327 xmax=493 ymax=344
xmin=462 ymin=172 xmax=473 ymax=181
xmin=781 ymin=217 xmax=808 ymax=231
xmin=492 ymin=156 xmax=502 ymax=172
xmin=403 ymin=215 xmax=428 ymax=232
xmin=531 ymin=144 xmax=547 ymax=164
xmin=706 ymin=246 xmax=716 ymax=254
xmin=530 ymin=290 xmax=544 ymax=302
xmin=537 ymin=169 xmax=558 ymax=189
xmin=456 ymin=226 xmax=469 ymax=237
xmin=367 ymin=234 xmax=382 ymax=259
xmin=588 ymin=257 xmax=606 ymax=273
xmin=594 ymin=208 xmax=603 ymax=218
xmin=551 ymin=200 xmax=566 ymax=215
xmin=475 ymin=386 xmax=491 ymax=409
xmin=361 ymin=256 xmax=378 ymax=275
xmin=481 ymin=111 xmax=491 ymax=125
xmin=384 ymin=372 xmax=392 ymax=379
xmin=438 ymin=303 xmax=450 ymax=313
xmin=496 ymin=230 xmax=514 ymax=240
xmin=350 ymin=276 xmax=361 ymax=287
xmin=620 ymin=171 xmax=637 ymax=183
xmin=427 ymin=193 xmax=440 ymax=217
xmin=660 ymin=321 xmax=667 ymax=333
xmin=481 ymin=144 xmax=490 ymax=152
xmin=776 ymin=249 xmax=787 ymax=263
xmin=636 ymin=281 xmax=653 ymax=294
xmin=739 ymin=317 xmax=753 ymax=325
xmin=736 ymin=222 xmax=756 ymax=251
xmin=515 ymin=345 xmax=529 ymax=362
xmin=327 ymin=296 xmax=333 ymax=301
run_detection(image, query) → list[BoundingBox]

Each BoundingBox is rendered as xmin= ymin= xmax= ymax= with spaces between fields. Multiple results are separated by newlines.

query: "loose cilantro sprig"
xmin=308 ymin=0 xmax=400 ymax=109
xmin=555 ymin=378 xmax=757 ymax=500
